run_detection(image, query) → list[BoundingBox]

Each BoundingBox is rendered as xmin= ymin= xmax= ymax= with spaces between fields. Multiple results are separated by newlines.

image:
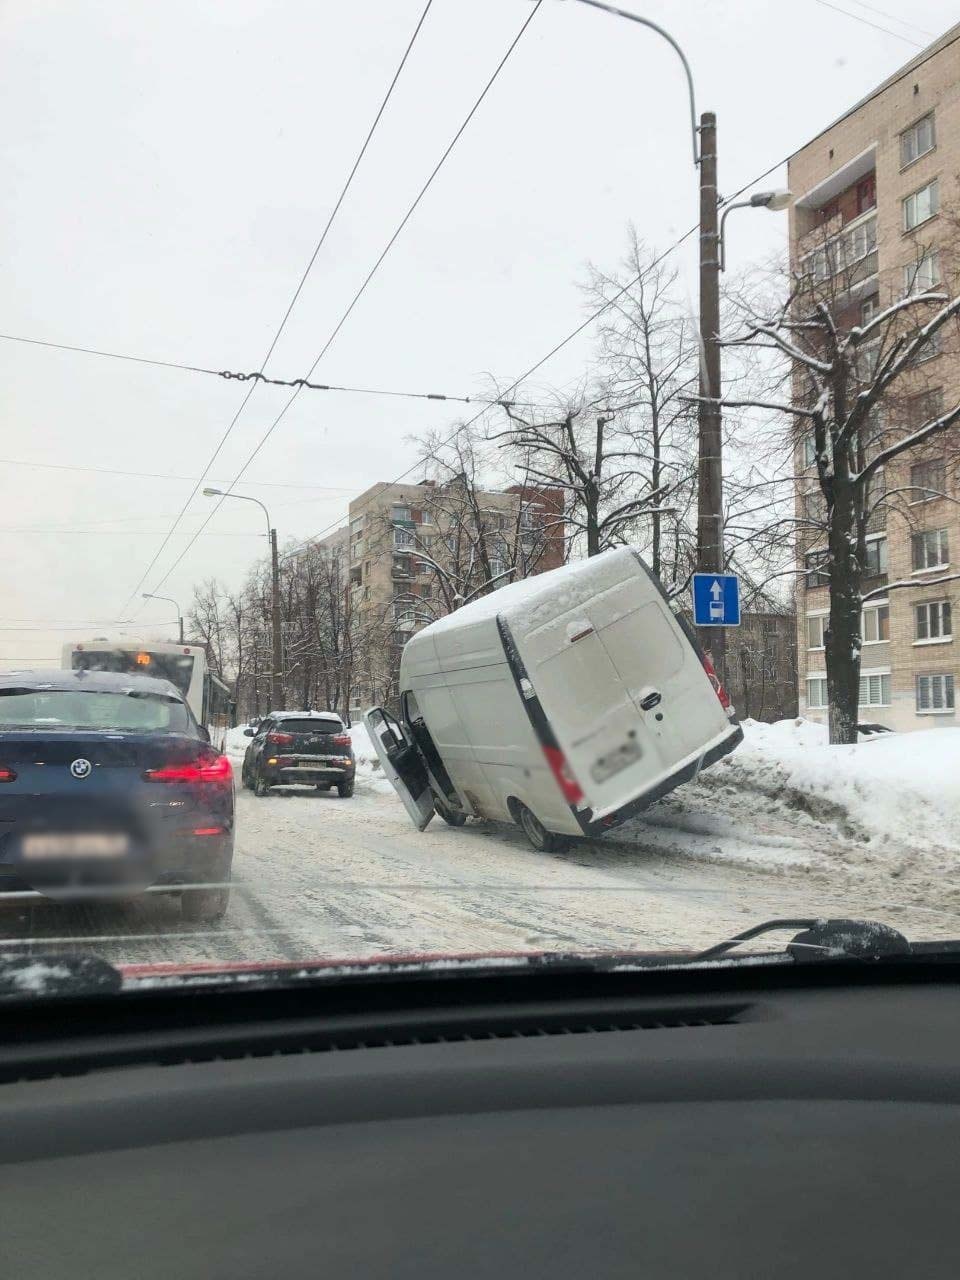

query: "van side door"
xmin=363 ymin=708 xmax=436 ymax=831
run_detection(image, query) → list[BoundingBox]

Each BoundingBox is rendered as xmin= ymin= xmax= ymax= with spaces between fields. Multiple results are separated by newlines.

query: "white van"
xmin=365 ymin=547 xmax=742 ymax=851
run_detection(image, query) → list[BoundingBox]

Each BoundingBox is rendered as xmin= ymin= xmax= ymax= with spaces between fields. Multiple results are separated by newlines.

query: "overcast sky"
xmin=0 ymin=0 xmax=952 ymax=665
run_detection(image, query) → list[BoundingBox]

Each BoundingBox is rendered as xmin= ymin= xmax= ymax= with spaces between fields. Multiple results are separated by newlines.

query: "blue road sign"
xmin=691 ymin=573 xmax=741 ymax=627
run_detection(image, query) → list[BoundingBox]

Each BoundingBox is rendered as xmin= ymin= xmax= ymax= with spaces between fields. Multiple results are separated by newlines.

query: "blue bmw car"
xmin=0 ymin=669 xmax=234 ymax=922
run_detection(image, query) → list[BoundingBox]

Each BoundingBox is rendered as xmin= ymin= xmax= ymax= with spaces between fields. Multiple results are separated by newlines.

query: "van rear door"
xmin=363 ymin=708 xmax=435 ymax=830
xmin=513 ymin=556 xmax=729 ymax=814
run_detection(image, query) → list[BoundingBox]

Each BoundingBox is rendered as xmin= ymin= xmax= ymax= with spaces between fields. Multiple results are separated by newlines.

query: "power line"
xmin=843 ymin=0 xmax=934 ymax=38
xmin=117 ymin=0 xmax=436 ymax=619
xmin=0 ymin=332 xmax=539 ymax=408
xmin=0 ymin=455 xmax=360 ymax=491
xmin=811 ymin=0 xmax=922 ymax=45
xmin=146 ymin=0 xmax=545 ymax=600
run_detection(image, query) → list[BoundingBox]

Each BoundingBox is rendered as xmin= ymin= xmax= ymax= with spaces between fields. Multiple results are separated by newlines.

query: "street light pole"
xmin=203 ymin=488 xmax=283 ymax=711
xmin=141 ymin=593 xmax=184 ymax=645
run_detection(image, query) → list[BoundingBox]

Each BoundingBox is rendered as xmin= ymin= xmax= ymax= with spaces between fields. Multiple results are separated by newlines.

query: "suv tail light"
xmin=143 ymin=755 xmax=233 ymax=785
xmin=267 ymin=732 xmax=294 ymax=746
xmin=543 ymin=745 xmax=584 ymax=805
xmin=0 ymin=767 xmax=16 ymax=783
xmin=331 ymin=734 xmax=351 ymax=748
xmin=700 ymin=653 xmax=732 ymax=712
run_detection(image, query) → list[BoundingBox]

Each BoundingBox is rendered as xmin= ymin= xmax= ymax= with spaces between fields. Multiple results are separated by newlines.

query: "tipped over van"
xmin=365 ymin=547 xmax=742 ymax=851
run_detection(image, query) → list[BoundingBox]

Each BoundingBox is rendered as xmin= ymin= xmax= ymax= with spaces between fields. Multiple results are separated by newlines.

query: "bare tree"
xmin=721 ymin=206 xmax=960 ymax=743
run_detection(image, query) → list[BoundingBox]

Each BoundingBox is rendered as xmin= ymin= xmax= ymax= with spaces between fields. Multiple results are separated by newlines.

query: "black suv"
xmin=241 ymin=713 xmax=356 ymax=798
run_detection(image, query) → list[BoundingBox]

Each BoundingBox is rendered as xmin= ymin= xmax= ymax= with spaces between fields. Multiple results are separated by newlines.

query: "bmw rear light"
xmin=542 ymin=746 xmax=585 ymax=805
xmin=143 ymin=755 xmax=233 ymax=785
xmin=331 ymin=734 xmax=351 ymax=748
xmin=267 ymin=732 xmax=294 ymax=746
xmin=700 ymin=653 xmax=732 ymax=712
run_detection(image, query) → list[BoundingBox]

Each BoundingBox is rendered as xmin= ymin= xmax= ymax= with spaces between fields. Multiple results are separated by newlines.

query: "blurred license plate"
xmin=21 ymin=833 xmax=129 ymax=859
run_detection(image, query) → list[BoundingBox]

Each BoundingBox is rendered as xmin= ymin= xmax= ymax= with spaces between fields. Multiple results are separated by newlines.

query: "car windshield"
xmin=1 ymin=3 xmax=959 ymax=995
xmin=0 ymin=690 xmax=191 ymax=733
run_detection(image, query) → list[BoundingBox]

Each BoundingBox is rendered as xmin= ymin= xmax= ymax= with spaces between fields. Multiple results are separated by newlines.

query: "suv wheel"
xmin=337 ymin=779 xmax=355 ymax=798
xmin=182 ymin=885 xmax=230 ymax=924
xmin=254 ymin=772 xmax=271 ymax=798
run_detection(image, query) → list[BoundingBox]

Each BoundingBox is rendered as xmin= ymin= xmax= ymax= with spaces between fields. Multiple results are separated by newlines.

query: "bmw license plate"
xmin=21 ymin=833 xmax=130 ymax=859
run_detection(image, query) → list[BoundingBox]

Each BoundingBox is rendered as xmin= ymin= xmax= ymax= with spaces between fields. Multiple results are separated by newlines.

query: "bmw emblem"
xmin=70 ymin=758 xmax=93 ymax=780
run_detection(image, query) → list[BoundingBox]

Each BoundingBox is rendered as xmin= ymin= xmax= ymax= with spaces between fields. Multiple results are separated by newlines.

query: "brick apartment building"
xmin=790 ymin=23 xmax=960 ymax=731
xmin=320 ymin=478 xmax=564 ymax=719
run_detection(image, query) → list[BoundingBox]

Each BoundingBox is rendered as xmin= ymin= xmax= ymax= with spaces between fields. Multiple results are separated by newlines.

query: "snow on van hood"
xmin=419 ymin=548 xmax=637 ymax=638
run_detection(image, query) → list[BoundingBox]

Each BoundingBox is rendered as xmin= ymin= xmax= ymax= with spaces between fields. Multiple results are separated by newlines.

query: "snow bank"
xmin=714 ymin=718 xmax=960 ymax=857
xmin=224 ymin=724 xmax=253 ymax=761
xmin=349 ymin=721 xmax=395 ymax=795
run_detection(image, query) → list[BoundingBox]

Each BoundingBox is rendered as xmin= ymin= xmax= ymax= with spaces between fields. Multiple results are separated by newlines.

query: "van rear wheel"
xmin=516 ymin=802 xmax=566 ymax=853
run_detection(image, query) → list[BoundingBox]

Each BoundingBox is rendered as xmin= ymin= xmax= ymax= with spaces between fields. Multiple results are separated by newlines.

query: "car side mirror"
xmin=198 ymin=725 xmax=211 ymax=744
xmin=243 ymin=727 xmax=255 ymax=737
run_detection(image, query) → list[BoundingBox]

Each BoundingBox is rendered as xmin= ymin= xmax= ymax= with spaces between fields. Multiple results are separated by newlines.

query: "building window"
xmin=912 ymin=528 xmax=949 ymax=570
xmin=903 ymin=179 xmax=939 ymax=231
xmin=856 ymin=174 xmax=876 ymax=214
xmin=805 ymin=549 xmax=830 ymax=587
xmin=863 ymin=536 xmax=887 ymax=577
xmin=394 ymin=528 xmax=414 ymax=548
xmin=900 ymin=113 xmax=935 ymax=168
xmin=806 ymin=675 xmax=828 ymax=709
xmin=860 ymin=295 xmax=879 ymax=325
xmin=859 ymin=671 xmax=891 ymax=707
xmin=862 ymin=604 xmax=889 ymax=644
xmin=420 ymin=510 xmax=434 ymax=525
xmin=802 ymin=434 xmax=818 ymax=468
xmin=350 ymin=516 xmax=364 ymax=537
xmin=915 ymin=600 xmax=952 ymax=642
xmin=909 ymin=459 xmax=946 ymax=503
xmin=903 ymin=251 xmax=941 ymax=295
xmin=917 ymin=673 xmax=955 ymax=713
xmin=807 ymin=614 xmax=827 ymax=650
xmin=391 ymin=506 xmax=411 ymax=523
xmin=488 ymin=558 xmax=505 ymax=579
xmin=351 ymin=539 xmax=363 ymax=560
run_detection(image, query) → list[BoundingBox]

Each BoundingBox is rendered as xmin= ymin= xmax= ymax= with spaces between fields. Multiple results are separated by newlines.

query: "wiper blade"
xmin=0 ymin=954 xmax=122 ymax=1001
xmin=690 ymin=918 xmax=912 ymax=965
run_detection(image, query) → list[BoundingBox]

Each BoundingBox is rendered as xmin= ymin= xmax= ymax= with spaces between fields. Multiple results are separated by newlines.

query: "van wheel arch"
xmin=509 ymin=798 xmax=568 ymax=853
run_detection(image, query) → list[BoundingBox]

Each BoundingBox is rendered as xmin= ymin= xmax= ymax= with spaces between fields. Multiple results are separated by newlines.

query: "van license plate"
xmin=591 ymin=738 xmax=642 ymax=784
xmin=21 ymin=833 xmax=129 ymax=859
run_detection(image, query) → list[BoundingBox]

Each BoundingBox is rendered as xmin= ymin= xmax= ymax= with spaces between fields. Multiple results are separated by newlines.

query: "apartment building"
xmin=790 ymin=23 xmax=960 ymax=731
xmin=322 ymin=478 xmax=564 ymax=719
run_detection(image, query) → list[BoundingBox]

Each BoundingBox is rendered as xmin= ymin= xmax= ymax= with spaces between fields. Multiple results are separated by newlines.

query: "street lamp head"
xmin=750 ymin=189 xmax=792 ymax=211
xmin=202 ymin=487 xmax=223 ymax=497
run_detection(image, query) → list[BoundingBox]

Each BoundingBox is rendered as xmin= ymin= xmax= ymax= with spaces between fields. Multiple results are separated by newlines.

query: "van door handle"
xmin=639 ymin=690 xmax=662 ymax=711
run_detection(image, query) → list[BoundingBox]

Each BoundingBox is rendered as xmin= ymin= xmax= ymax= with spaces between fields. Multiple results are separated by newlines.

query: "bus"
xmin=60 ymin=641 xmax=236 ymax=748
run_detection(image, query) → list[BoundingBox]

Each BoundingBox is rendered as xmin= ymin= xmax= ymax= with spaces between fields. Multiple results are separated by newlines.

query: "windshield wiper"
xmin=688 ymin=917 xmax=913 ymax=964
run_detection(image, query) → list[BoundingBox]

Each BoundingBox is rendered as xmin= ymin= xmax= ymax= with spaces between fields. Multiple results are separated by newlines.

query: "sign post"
xmin=691 ymin=573 xmax=741 ymax=627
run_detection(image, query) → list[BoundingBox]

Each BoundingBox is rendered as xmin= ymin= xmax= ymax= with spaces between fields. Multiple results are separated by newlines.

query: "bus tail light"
xmin=543 ymin=746 xmax=584 ymax=805
xmin=143 ymin=755 xmax=233 ymax=785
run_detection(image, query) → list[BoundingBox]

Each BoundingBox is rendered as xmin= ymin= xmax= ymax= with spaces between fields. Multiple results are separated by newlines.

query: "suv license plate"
xmin=21 ymin=833 xmax=130 ymax=859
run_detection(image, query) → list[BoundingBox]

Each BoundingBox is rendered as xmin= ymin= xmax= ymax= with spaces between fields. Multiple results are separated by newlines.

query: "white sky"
xmin=0 ymin=0 xmax=952 ymax=664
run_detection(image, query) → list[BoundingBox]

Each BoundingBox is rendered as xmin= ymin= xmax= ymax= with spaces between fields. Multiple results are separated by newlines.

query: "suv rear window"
xmin=276 ymin=718 xmax=344 ymax=735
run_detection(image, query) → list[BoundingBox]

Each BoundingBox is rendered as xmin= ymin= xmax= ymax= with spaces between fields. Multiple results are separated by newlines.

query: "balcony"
xmin=799 ymin=212 xmax=877 ymax=301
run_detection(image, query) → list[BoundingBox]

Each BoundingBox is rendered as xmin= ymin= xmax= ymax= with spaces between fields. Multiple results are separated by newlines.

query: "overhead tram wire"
xmin=146 ymin=1 xmax=545 ymax=599
xmin=116 ymin=0 xmax=436 ymax=620
xmin=275 ymin=147 xmax=799 ymax=566
xmin=810 ymin=0 xmax=923 ymax=45
xmin=0 ymin=331 xmax=543 ymax=409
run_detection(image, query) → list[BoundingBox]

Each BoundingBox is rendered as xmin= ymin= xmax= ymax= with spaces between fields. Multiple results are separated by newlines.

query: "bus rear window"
xmin=71 ymin=650 xmax=195 ymax=697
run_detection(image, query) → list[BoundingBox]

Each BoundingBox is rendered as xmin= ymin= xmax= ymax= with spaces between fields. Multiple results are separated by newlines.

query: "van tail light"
xmin=700 ymin=653 xmax=732 ymax=712
xmin=143 ymin=755 xmax=233 ymax=785
xmin=543 ymin=746 xmax=585 ymax=805
xmin=331 ymin=734 xmax=351 ymax=748
xmin=267 ymin=732 xmax=294 ymax=746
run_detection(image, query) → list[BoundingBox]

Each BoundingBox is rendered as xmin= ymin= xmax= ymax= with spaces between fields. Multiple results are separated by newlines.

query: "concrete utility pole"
xmin=269 ymin=526 xmax=283 ymax=713
xmin=696 ymin=110 xmax=725 ymax=681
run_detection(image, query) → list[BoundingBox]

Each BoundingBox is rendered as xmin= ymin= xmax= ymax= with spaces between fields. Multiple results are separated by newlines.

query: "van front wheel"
xmin=516 ymin=803 xmax=566 ymax=853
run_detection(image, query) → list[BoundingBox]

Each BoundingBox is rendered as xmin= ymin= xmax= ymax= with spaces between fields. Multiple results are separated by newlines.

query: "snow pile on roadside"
xmin=709 ymin=718 xmax=960 ymax=858
xmin=349 ymin=721 xmax=395 ymax=795
xmin=224 ymin=725 xmax=253 ymax=761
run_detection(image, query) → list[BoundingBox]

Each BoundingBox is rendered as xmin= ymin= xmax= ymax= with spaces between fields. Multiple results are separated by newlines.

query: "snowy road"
xmin=0 ymin=767 xmax=955 ymax=969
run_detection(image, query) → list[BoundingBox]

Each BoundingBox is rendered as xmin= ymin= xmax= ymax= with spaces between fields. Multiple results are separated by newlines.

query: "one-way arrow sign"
xmin=691 ymin=573 xmax=741 ymax=627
